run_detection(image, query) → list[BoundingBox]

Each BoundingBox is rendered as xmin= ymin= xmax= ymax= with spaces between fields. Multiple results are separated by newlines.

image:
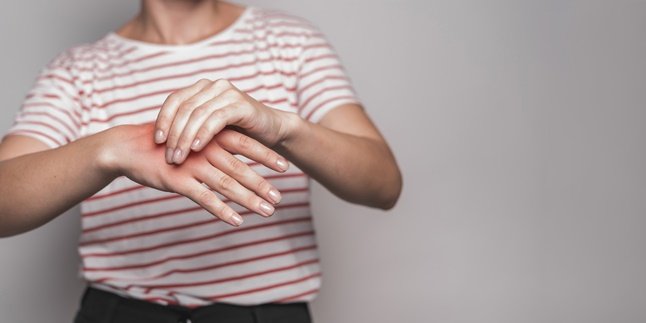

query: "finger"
xmin=173 ymin=94 xmax=238 ymax=164
xmin=155 ymin=78 xmax=211 ymax=144
xmin=177 ymin=179 xmax=244 ymax=226
xmin=167 ymin=80 xmax=235 ymax=164
xmin=197 ymin=162 xmax=276 ymax=217
xmin=205 ymin=143 xmax=282 ymax=204
xmin=216 ymin=129 xmax=289 ymax=173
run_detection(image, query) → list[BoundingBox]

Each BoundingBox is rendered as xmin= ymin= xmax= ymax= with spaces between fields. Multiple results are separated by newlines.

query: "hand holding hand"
xmin=101 ymin=123 xmax=288 ymax=226
xmin=153 ymin=79 xmax=294 ymax=164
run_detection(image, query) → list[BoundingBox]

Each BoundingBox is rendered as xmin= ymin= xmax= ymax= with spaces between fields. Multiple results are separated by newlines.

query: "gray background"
xmin=1 ymin=1 xmax=645 ymax=322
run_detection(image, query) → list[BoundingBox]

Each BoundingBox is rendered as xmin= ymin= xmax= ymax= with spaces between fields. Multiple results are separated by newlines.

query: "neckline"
xmin=107 ymin=6 xmax=252 ymax=51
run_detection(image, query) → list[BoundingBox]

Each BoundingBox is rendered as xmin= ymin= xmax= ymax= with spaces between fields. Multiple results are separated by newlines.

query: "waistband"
xmin=74 ymin=286 xmax=311 ymax=323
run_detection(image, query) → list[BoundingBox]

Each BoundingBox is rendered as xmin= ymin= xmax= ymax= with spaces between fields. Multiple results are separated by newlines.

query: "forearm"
xmin=276 ymin=113 xmax=402 ymax=209
xmin=0 ymin=131 xmax=117 ymax=237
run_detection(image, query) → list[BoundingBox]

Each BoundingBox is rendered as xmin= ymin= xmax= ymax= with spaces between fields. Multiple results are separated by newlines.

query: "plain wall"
xmin=1 ymin=1 xmax=645 ymax=322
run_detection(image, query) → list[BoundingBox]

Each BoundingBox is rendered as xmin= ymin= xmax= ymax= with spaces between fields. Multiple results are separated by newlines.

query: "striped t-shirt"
xmin=3 ymin=6 xmax=360 ymax=306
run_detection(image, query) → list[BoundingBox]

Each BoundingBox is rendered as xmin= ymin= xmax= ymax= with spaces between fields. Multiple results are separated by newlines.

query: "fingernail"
xmin=165 ymin=147 xmax=174 ymax=163
xmin=260 ymin=201 xmax=275 ymax=216
xmin=191 ymin=138 xmax=201 ymax=150
xmin=230 ymin=214 xmax=244 ymax=226
xmin=268 ymin=189 xmax=281 ymax=204
xmin=172 ymin=148 xmax=183 ymax=164
xmin=276 ymin=158 xmax=289 ymax=171
xmin=154 ymin=129 xmax=165 ymax=143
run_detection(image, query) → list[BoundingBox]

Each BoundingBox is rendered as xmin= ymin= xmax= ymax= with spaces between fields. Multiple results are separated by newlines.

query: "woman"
xmin=0 ymin=1 xmax=402 ymax=322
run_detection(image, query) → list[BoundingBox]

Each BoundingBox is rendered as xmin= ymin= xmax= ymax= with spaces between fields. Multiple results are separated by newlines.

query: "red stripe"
xmin=82 ymin=193 xmax=183 ymax=217
xmin=8 ymin=129 xmax=63 ymax=147
xmin=100 ymin=245 xmax=317 ymax=284
xmin=89 ymin=46 xmax=301 ymax=86
xmin=39 ymin=73 xmax=73 ymax=86
xmin=19 ymin=111 xmax=79 ymax=137
xmin=299 ymin=63 xmax=343 ymax=80
xmin=83 ymin=214 xmax=311 ymax=257
xmin=25 ymin=93 xmax=68 ymax=100
xmin=82 ymin=230 xmax=314 ymax=272
xmin=77 ymin=95 xmax=294 ymax=127
xmin=83 ymin=205 xmax=204 ymax=234
xmin=276 ymin=288 xmax=319 ymax=303
xmin=208 ymin=272 xmax=321 ymax=300
xmin=93 ymin=68 xmax=299 ymax=110
xmin=76 ymin=50 xmax=169 ymax=74
xmin=305 ymin=95 xmax=357 ymax=121
xmin=86 ymin=172 xmax=306 ymax=202
xmin=82 ymin=186 xmax=306 ymax=220
xmin=141 ymin=258 xmax=318 ymax=292
xmin=89 ymin=33 xmax=329 ymax=87
xmin=82 ymin=194 xmax=308 ymax=236
xmin=15 ymin=120 xmax=72 ymax=143
xmin=71 ymin=46 xmax=140 ymax=71
xmin=300 ymin=85 xmax=355 ymax=112
xmin=297 ymin=75 xmax=349 ymax=98
xmin=82 ymin=104 xmax=160 ymax=125
xmin=22 ymin=102 xmax=82 ymax=124
xmin=69 ymin=45 xmax=138 ymax=67
xmin=81 ymin=202 xmax=309 ymax=248
xmin=303 ymin=52 xmax=339 ymax=65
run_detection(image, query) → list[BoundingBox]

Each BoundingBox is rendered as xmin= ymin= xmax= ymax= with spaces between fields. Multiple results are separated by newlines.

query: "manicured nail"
xmin=172 ymin=148 xmax=183 ymax=164
xmin=230 ymin=214 xmax=243 ymax=226
xmin=191 ymin=138 xmax=201 ymax=150
xmin=165 ymin=147 xmax=174 ymax=163
xmin=260 ymin=201 xmax=275 ymax=216
xmin=268 ymin=189 xmax=281 ymax=204
xmin=276 ymin=158 xmax=289 ymax=171
xmin=154 ymin=129 xmax=165 ymax=143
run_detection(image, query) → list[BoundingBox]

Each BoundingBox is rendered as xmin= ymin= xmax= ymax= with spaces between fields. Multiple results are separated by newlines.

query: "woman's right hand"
xmin=98 ymin=123 xmax=288 ymax=226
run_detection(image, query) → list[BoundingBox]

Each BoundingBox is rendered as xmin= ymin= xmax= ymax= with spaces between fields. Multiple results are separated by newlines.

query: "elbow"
xmin=375 ymin=168 xmax=403 ymax=211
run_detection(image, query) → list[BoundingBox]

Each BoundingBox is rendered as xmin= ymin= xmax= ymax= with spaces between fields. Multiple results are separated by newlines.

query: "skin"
xmin=0 ymin=125 xmax=287 ymax=236
xmin=0 ymin=0 xmax=402 ymax=237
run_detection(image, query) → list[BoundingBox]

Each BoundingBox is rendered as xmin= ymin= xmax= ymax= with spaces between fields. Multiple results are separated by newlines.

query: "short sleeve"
xmin=3 ymin=53 xmax=83 ymax=149
xmin=296 ymin=29 xmax=361 ymax=123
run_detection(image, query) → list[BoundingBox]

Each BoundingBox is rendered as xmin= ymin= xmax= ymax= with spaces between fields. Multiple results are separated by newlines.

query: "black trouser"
xmin=73 ymin=287 xmax=312 ymax=323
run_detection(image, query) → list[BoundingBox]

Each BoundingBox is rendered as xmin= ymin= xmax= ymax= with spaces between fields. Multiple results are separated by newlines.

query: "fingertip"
xmin=172 ymin=148 xmax=184 ymax=164
xmin=276 ymin=158 xmax=289 ymax=172
xmin=191 ymin=138 xmax=201 ymax=151
xmin=230 ymin=213 xmax=244 ymax=226
xmin=154 ymin=129 xmax=166 ymax=144
xmin=268 ymin=189 xmax=282 ymax=204
xmin=260 ymin=201 xmax=275 ymax=216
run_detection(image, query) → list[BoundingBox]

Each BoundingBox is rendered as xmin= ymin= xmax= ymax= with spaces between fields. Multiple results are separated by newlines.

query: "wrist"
xmin=275 ymin=110 xmax=305 ymax=149
xmin=94 ymin=126 xmax=124 ymax=178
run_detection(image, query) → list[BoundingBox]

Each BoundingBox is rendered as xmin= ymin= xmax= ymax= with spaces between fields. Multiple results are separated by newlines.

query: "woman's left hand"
xmin=154 ymin=78 xmax=293 ymax=164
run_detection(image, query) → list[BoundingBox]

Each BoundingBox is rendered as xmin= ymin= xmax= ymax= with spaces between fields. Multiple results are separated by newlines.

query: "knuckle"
xmin=190 ymin=104 xmax=209 ymax=119
xmin=263 ymin=149 xmax=275 ymax=163
xmin=178 ymin=100 xmax=196 ymax=113
xmin=237 ymin=133 xmax=252 ymax=150
xmin=256 ymin=178 xmax=271 ymax=195
xmin=216 ymin=204 xmax=229 ymax=219
xmin=197 ymin=78 xmax=211 ymax=86
xmin=214 ymin=79 xmax=232 ymax=88
xmin=227 ymin=156 xmax=245 ymax=173
xmin=165 ymin=92 xmax=180 ymax=105
xmin=196 ymin=188 xmax=213 ymax=206
xmin=223 ymin=87 xmax=239 ymax=97
xmin=217 ymin=174 xmax=234 ymax=191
